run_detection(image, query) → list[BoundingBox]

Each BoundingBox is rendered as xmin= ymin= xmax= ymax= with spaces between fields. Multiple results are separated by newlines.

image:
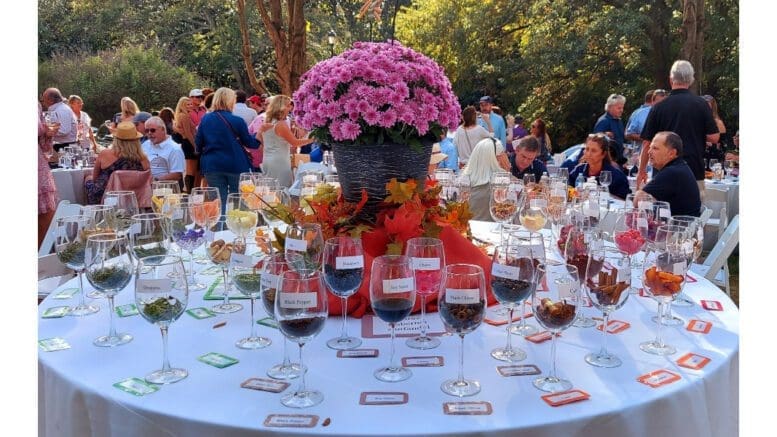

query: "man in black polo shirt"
xmin=637 ymin=60 xmax=719 ymax=199
xmin=636 ymin=131 xmax=700 ymax=217
xmin=510 ymin=136 xmax=547 ymax=182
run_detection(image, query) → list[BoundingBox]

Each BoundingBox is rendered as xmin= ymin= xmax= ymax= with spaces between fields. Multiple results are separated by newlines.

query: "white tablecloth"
xmin=51 ymin=168 xmax=92 ymax=205
xmin=38 ymin=226 xmax=739 ymax=436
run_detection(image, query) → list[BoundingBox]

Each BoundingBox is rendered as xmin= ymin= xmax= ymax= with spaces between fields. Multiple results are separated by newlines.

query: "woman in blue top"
xmin=195 ymin=87 xmax=260 ymax=211
xmin=567 ymin=133 xmax=631 ymax=199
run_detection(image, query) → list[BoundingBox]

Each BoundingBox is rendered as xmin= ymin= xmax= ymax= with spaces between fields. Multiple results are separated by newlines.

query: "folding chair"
xmin=690 ymin=214 xmax=739 ymax=296
xmin=39 ymin=200 xmax=84 ymax=257
xmin=38 ymin=253 xmax=74 ymax=302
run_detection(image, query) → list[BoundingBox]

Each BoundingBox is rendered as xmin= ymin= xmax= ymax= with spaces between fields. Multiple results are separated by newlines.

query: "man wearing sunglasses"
xmin=141 ymin=116 xmax=185 ymax=184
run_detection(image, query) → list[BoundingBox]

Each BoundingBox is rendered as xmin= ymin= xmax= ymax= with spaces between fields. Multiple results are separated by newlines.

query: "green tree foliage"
xmin=38 ymin=45 xmax=201 ymax=124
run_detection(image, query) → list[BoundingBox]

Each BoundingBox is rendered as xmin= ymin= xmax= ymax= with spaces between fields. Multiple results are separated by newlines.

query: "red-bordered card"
xmin=637 ymin=369 xmax=681 ymax=388
xmin=700 ymin=300 xmax=723 ymax=311
xmin=677 ymin=353 xmax=711 ymax=370
xmin=541 ymin=389 xmax=590 ymax=407
xmin=525 ymin=331 xmax=554 ymax=343
xmin=686 ymin=319 xmax=712 ymax=334
xmin=596 ymin=320 xmax=631 ymax=334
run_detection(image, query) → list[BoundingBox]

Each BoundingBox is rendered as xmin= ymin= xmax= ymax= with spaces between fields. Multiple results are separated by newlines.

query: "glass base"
xmin=406 ymin=335 xmax=441 ymax=350
xmin=672 ymin=293 xmax=694 ymax=307
xmin=236 ymin=336 xmax=271 ymax=349
xmin=509 ymin=323 xmax=538 ymax=337
xmin=326 ymin=336 xmax=362 ymax=350
xmin=281 ymin=389 xmax=323 ymax=408
xmin=86 ymin=290 xmax=105 ymax=299
xmin=639 ymin=340 xmax=676 ymax=356
xmin=211 ymin=302 xmax=243 ymax=314
xmin=652 ymin=314 xmax=684 ymax=326
xmin=374 ymin=365 xmax=412 ymax=382
xmin=188 ymin=281 xmax=207 ymax=291
xmin=93 ymin=333 xmax=133 ymax=347
xmin=533 ymin=375 xmax=572 ymax=393
xmin=267 ymin=362 xmax=305 ymax=380
xmin=145 ymin=367 xmax=188 ymax=385
xmin=572 ymin=314 xmax=597 ymax=328
xmin=441 ymin=378 xmax=481 ymax=397
xmin=491 ymin=347 xmax=527 ymax=362
xmin=194 ymin=256 xmax=210 ymax=265
xmin=585 ymin=351 xmax=622 ymax=368
xmin=69 ymin=304 xmax=100 ymax=316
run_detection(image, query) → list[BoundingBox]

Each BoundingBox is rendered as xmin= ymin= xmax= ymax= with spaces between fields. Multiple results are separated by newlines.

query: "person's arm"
xmin=234 ymin=117 xmax=259 ymax=149
xmin=274 ymin=121 xmax=314 ymax=149
xmin=706 ymin=133 xmax=721 ymax=144
xmin=91 ymin=152 xmax=104 ymax=180
xmin=194 ymin=121 xmax=205 ymax=155
xmin=141 ymin=157 xmax=150 ymax=171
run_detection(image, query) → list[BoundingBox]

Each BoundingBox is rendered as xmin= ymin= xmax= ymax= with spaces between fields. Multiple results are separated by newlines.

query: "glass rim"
xmin=104 ymin=190 xmax=136 ymax=196
xmin=538 ymin=259 xmax=577 ymax=273
xmin=372 ymin=254 xmax=411 ymax=265
xmin=131 ymin=212 xmax=164 ymax=221
xmin=136 ymin=254 xmax=185 ymax=267
xmin=56 ymin=214 xmax=91 ymax=223
xmin=442 ymin=263 xmax=484 ymax=275
xmin=324 ymin=235 xmax=362 ymax=244
xmin=85 ymin=232 xmax=126 ymax=242
xmin=405 ymin=236 xmax=443 ymax=246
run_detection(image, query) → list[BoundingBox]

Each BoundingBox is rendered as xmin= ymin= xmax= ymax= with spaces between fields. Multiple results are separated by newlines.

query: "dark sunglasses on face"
xmin=146 ymin=128 xmax=157 ymax=133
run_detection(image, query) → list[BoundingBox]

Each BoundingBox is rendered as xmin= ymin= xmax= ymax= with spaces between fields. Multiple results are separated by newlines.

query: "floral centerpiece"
xmin=292 ymin=41 xmax=462 ymax=217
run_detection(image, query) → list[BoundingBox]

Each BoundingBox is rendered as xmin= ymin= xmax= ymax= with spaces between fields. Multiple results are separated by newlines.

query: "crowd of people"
xmin=38 ymin=59 xmax=734 ymax=246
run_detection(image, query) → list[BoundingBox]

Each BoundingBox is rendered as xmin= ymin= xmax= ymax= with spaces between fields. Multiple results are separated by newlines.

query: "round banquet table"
xmin=38 ymin=225 xmax=739 ymax=436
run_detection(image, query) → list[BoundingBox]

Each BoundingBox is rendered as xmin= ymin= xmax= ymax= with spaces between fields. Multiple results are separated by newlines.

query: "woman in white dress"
xmin=67 ymin=95 xmax=98 ymax=152
xmin=453 ymin=105 xmax=491 ymax=167
xmin=258 ymin=95 xmax=314 ymax=188
xmin=462 ymin=137 xmax=509 ymax=221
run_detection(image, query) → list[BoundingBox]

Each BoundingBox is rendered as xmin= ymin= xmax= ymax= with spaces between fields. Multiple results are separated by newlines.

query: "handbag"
xmin=213 ymin=112 xmax=262 ymax=167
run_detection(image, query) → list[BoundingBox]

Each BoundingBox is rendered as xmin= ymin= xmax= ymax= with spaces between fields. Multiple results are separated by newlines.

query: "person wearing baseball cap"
xmin=478 ymin=96 xmax=506 ymax=147
xmin=188 ymin=89 xmax=207 ymax=127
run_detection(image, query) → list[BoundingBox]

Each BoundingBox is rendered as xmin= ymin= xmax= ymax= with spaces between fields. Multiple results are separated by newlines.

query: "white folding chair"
xmin=690 ymin=214 xmax=739 ymax=296
xmin=38 ymin=253 xmax=74 ymax=302
xmin=38 ymin=200 xmax=84 ymax=257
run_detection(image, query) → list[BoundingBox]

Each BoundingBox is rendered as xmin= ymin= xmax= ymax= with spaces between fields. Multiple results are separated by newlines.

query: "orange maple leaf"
xmin=385 ymin=178 xmax=417 ymax=204
xmin=383 ymin=203 xmax=424 ymax=243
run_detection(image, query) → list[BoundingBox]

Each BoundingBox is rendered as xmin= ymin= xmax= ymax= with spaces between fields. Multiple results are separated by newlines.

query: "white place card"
xmin=230 ymin=252 xmax=254 ymax=267
xmin=672 ymin=261 xmax=687 ymax=276
xmin=279 ymin=292 xmax=317 ymax=309
xmin=361 ymin=314 xmax=446 ymax=338
xmin=638 ymin=201 xmax=653 ymax=210
xmin=659 ymin=208 xmax=671 ymax=219
xmin=153 ymin=188 xmax=172 ymax=198
xmin=103 ymin=197 xmax=118 ymax=207
xmin=336 ymin=256 xmax=364 ymax=269
xmin=285 ymin=238 xmax=307 ymax=252
xmin=445 ymin=289 xmax=480 ymax=304
xmin=636 ymin=218 xmax=648 ymax=229
xmin=492 ymin=263 xmax=520 ymax=280
xmin=412 ymin=257 xmax=440 ymax=270
xmin=137 ymin=279 xmax=172 ymax=293
xmin=189 ymin=194 xmax=204 ymax=204
xmin=261 ymin=273 xmax=278 ymax=290
xmin=382 ymin=277 xmax=414 ymax=294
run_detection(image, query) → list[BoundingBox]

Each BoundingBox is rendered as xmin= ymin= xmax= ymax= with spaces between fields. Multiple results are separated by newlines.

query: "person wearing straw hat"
xmin=84 ymin=121 xmax=150 ymax=204
xmin=428 ymin=142 xmax=449 ymax=174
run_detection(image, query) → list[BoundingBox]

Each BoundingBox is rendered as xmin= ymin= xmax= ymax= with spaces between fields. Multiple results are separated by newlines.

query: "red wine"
xmin=491 ymin=278 xmax=534 ymax=304
xmin=372 ymin=298 xmax=413 ymax=323
xmin=439 ymin=300 xmax=485 ymax=334
xmin=324 ymin=265 xmax=363 ymax=297
xmin=279 ymin=316 xmax=326 ymax=340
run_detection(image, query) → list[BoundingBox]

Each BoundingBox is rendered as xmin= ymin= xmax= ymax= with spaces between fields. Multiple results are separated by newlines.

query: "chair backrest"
xmin=38 ymin=200 xmax=84 ymax=257
xmin=103 ymin=170 xmax=153 ymax=209
xmin=698 ymin=205 xmax=713 ymax=227
xmin=289 ymin=162 xmax=329 ymax=196
xmin=702 ymin=214 xmax=739 ymax=280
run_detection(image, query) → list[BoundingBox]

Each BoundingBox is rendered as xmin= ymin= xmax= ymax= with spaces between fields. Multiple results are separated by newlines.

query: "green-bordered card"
xmin=53 ymin=288 xmax=79 ymax=299
xmin=186 ymin=307 xmax=216 ymax=319
xmin=115 ymin=303 xmax=139 ymax=317
xmin=198 ymin=352 xmax=239 ymax=368
xmin=38 ymin=337 xmax=71 ymax=352
xmin=113 ymin=377 xmax=160 ymax=396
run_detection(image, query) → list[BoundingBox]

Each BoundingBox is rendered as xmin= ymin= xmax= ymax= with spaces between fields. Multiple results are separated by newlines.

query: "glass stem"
xmin=107 ymin=296 xmax=117 ymax=339
xmin=297 ymin=343 xmax=306 ymax=392
xmin=549 ymin=332 xmax=559 ymax=380
xmin=188 ymin=250 xmax=196 ymax=283
xmin=339 ymin=296 xmax=349 ymax=339
xmin=600 ymin=311 xmax=610 ymax=356
xmin=222 ymin=268 xmax=230 ymax=306
xmin=505 ymin=307 xmax=514 ymax=352
xmin=160 ymin=325 xmax=171 ymax=372
xmin=655 ymin=301 xmax=665 ymax=347
xmin=520 ymin=300 xmax=528 ymax=330
xmin=458 ymin=334 xmax=465 ymax=384
xmin=419 ymin=294 xmax=428 ymax=338
xmin=282 ymin=337 xmax=292 ymax=367
xmin=77 ymin=270 xmax=87 ymax=306
xmin=664 ymin=300 xmax=674 ymax=322
xmin=249 ymin=298 xmax=257 ymax=338
xmin=389 ymin=323 xmax=397 ymax=369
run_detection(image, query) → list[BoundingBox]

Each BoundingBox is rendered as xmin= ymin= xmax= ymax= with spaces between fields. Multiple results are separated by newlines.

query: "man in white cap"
xmin=189 ymin=88 xmax=207 ymax=127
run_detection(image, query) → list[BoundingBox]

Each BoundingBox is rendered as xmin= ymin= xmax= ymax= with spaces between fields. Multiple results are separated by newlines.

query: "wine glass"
xmin=324 ymin=175 xmax=340 ymax=191
xmin=454 ymin=173 xmax=472 ymax=203
xmin=639 ymin=235 xmax=690 ymax=356
xmin=151 ymin=181 xmax=181 ymax=214
xmin=612 ymin=207 xmax=648 ymax=291
xmin=226 ymin=192 xmax=258 ymax=239
xmin=232 ymin=233 xmax=274 ymax=349
xmin=532 ymin=262 xmax=580 ymax=392
xmin=584 ymin=248 xmax=630 ymax=367
xmin=490 ymin=245 xmax=535 ymax=362
xmin=128 ymin=213 xmax=170 ymax=262
xmin=54 ymin=215 xmax=100 ymax=316
xmin=275 ymin=269 xmax=329 ymax=408
xmin=490 ymin=185 xmax=519 ymax=243
xmin=370 ymin=255 xmax=416 ymax=382
xmin=668 ymin=215 xmax=704 ymax=311
xmin=506 ymin=230 xmax=543 ymax=337
xmin=190 ymin=187 xmax=222 ymax=229
xmin=519 ymin=191 xmax=548 ymax=237
xmin=205 ymin=218 xmax=245 ymax=314
xmin=563 ymin=216 xmax=602 ymax=328
xmin=651 ymin=224 xmax=694 ymax=325
xmin=284 ymin=223 xmax=324 ymax=276
xmin=261 ymin=253 xmax=304 ymax=380
xmin=169 ymin=199 xmax=207 ymax=291
xmin=648 ymin=201 xmax=672 ymax=246
xmin=135 ymin=255 xmax=189 ymax=384
xmin=547 ymin=186 xmax=567 ymax=243
xmin=85 ymin=233 xmax=133 ymax=347
xmin=438 ymin=264 xmax=487 ymax=397
xmin=598 ymin=170 xmax=612 ymax=199
xmin=103 ymin=191 xmax=138 ymax=235
xmin=403 ymin=237 xmax=445 ymax=350
xmin=323 ymin=236 xmax=365 ymax=350
xmin=257 ymin=188 xmax=290 ymax=230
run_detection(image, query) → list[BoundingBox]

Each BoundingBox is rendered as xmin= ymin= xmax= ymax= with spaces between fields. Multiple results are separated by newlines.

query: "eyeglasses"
xmin=588 ymin=133 xmax=608 ymax=139
xmin=654 ymin=89 xmax=667 ymax=95
xmin=146 ymin=128 xmax=157 ymax=133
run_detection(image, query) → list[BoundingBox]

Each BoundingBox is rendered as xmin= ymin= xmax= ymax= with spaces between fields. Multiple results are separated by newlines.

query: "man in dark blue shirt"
xmin=636 ymin=131 xmax=700 ymax=217
xmin=510 ymin=136 xmax=547 ymax=182
xmin=593 ymin=93 xmax=626 ymax=164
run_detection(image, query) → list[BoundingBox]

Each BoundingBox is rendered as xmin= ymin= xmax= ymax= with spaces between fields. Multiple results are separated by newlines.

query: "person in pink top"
xmin=188 ymin=89 xmax=208 ymax=127
xmin=38 ymin=102 xmax=59 ymax=248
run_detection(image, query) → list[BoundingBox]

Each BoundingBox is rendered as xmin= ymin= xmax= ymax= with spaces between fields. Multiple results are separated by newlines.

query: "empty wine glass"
xmin=54 ymin=215 xmax=100 ymax=316
xmin=598 ymin=170 xmax=612 ymax=200
xmin=232 ymin=232 xmax=274 ymax=349
xmin=169 ymin=199 xmax=206 ymax=290
xmin=370 ymin=255 xmax=416 ymax=382
xmin=405 ymin=237 xmax=445 ymax=350
xmin=506 ymin=230 xmax=543 ymax=337
xmin=103 ymin=191 xmax=138 ymax=235
xmin=439 ymin=264 xmax=487 ymax=397
xmin=205 ymin=218 xmax=244 ymax=314
xmin=668 ymin=215 xmax=704 ymax=311
xmin=532 ymin=262 xmax=580 ymax=392
xmin=490 ymin=245 xmax=535 ymax=362
xmin=261 ymin=254 xmax=304 ymax=380
xmin=648 ymin=201 xmax=672 ymax=247
xmin=226 ymin=192 xmax=258 ymax=239
xmin=85 ymin=233 xmax=133 ymax=347
xmin=323 ymin=236 xmax=365 ymax=350
xmin=135 ymin=255 xmax=189 ymax=384
xmin=275 ymin=269 xmax=328 ymax=408
xmin=584 ymin=248 xmax=630 ymax=367
xmin=285 ymin=223 xmax=324 ymax=276
xmin=128 ymin=213 xmax=170 ymax=262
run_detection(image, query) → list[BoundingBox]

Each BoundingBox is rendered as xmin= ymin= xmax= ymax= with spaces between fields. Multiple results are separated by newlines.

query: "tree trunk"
xmin=644 ymin=1 xmax=673 ymax=89
xmin=236 ymin=0 xmax=268 ymax=95
xmin=680 ymin=0 xmax=705 ymax=93
xmin=255 ymin=0 xmax=307 ymax=96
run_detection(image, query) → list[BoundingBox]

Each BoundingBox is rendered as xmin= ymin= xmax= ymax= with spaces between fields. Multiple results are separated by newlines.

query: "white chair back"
xmin=691 ymin=214 xmax=738 ymax=296
xmin=38 ymin=200 xmax=83 ymax=257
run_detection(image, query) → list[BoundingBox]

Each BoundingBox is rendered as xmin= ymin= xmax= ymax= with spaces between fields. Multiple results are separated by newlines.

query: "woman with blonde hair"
xmin=195 ymin=87 xmax=260 ymax=211
xmin=84 ymin=121 xmax=150 ymax=204
xmin=258 ymin=95 xmax=314 ymax=188
xmin=463 ymin=137 xmax=509 ymax=221
xmin=172 ymin=96 xmax=200 ymax=192
xmin=67 ymin=95 xmax=99 ymax=152
xmin=702 ymin=95 xmax=727 ymax=165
